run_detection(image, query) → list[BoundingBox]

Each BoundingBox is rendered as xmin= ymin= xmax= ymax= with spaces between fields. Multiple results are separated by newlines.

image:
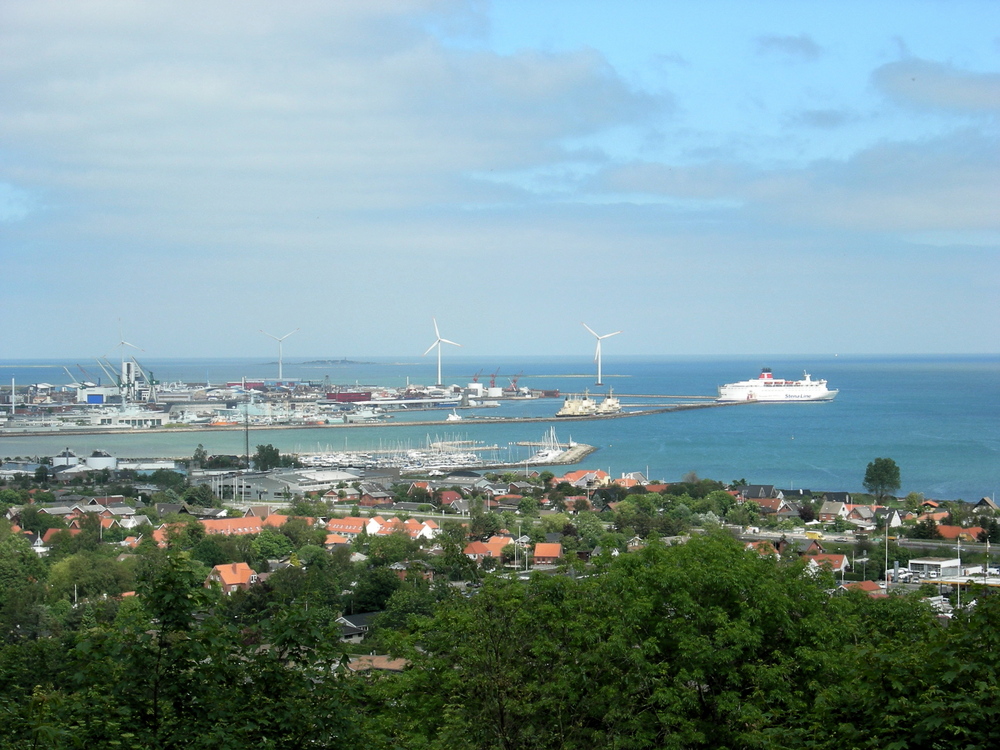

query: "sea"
xmin=1 ymin=354 xmax=997 ymax=502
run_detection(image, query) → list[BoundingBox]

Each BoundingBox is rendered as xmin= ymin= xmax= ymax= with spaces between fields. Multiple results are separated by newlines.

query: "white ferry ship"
xmin=716 ymin=369 xmax=838 ymax=403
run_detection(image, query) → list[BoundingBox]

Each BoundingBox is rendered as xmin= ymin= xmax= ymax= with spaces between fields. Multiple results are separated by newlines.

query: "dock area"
xmin=0 ymin=398 xmax=742 ymax=439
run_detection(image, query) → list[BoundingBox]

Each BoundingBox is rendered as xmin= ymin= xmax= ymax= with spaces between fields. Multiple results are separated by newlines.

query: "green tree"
xmin=909 ymin=517 xmax=943 ymax=540
xmin=367 ymin=531 xmax=420 ymax=566
xmin=373 ymin=582 xmax=440 ymax=634
xmin=253 ymin=443 xmax=282 ymax=471
xmin=182 ymin=483 xmax=216 ymax=507
xmin=16 ymin=505 xmax=66 ymax=535
xmin=352 ymin=566 xmax=402 ymax=613
xmin=149 ymin=468 xmax=186 ymax=491
xmin=277 ymin=516 xmax=326 ymax=549
xmin=517 ymin=496 xmax=539 ymax=517
xmin=47 ymin=551 xmax=134 ymax=602
xmin=250 ymin=528 xmax=294 ymax=561
xmin=575 ymin=510 xmax=606 ymax=547
xmin=0 ymin=534 xmax=48 ymax=642
xmin=863 ymin=457 xmax=901 ymax=504
xmin=383 ymin=533 xmax=848 ymax=749
xmin=191 ymin=443 xmax=208 ymax=467
xmin=32 ymin=549 xmax=363 ymax=749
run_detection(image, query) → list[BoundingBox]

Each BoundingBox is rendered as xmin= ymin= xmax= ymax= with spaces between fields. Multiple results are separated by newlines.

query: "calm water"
xmin=1 ymin=355 xmax=997 ymax=501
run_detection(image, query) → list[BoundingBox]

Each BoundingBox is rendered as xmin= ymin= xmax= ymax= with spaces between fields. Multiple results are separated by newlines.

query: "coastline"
xmin=1 ymin=355 xmax=996 ymax=501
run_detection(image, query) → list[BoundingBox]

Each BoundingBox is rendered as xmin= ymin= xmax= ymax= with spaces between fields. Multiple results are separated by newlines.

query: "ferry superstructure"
xmin=556 ymin=389 xmax=622 ymax=417
xmin=556 ymin=391 xmax=597 ymax=417
xmin=716 ymin=369 xmax=838 ymax=403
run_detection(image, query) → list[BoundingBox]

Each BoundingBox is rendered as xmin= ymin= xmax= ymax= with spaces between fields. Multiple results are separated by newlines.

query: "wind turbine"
xmin=583 ymin=323 xmax=622 ymax=386
xmin=423 ymin=318 xmax=461 ymax=387
xmin=260 ymin=328 xmax=299 ymax=381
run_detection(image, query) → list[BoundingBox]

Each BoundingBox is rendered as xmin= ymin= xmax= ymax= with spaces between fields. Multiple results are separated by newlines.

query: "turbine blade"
xmin=432 ymin=318 xmax=441 ymax=339
xmin=594 ymin=341 xmax=601 ymax=361
xmin=600 ymin=330 xmax=623 ymax=340
xmin=423 ymin=341 xmax=439 ymax=357
xmin=582 ymin=323 xmax=598 ymax=338
xmin=440 ymin=338 xmax=461 ymax=348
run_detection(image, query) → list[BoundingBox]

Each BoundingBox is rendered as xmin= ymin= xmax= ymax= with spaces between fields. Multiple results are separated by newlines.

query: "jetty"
xmin=0 ymin=399 xmax=744 ymax=439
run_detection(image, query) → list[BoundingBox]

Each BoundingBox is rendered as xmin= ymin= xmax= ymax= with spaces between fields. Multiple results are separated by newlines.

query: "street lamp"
xmin=957 ymin=537 xmax=962 ymax=609
xmin=884 ymin=517 xmax=890 ymax=590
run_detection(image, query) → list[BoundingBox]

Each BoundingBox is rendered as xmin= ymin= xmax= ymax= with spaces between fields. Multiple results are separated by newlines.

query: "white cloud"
xmin=755 ymin=34 xmax=822 ymax=61
xmin=873 ymin=58 xmax=1000 ymax=112
xmin=0 ymin=1 xmax=660 ymax=246
xmin=595 ymin=130 xmax=1000 ymax=235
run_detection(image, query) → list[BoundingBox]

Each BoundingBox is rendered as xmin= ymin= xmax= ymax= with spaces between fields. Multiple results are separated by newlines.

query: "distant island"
xmin=299 ymin=359 xmax=376 ymax=366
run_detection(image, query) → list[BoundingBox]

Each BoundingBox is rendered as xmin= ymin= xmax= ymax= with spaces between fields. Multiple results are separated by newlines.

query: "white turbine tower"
xmin=260 ymin=328 xmax=299 ymax=382
xmin=583 ymin=323 xmax=622 ymax=386
xmin=423 ymin=318 xmax=461 ymax=387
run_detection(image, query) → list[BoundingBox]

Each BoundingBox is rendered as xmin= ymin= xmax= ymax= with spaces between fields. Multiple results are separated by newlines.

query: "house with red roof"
xmin=483 ymin=536 xmax=513 ymax=559
xmin=326 ymin=516 xmax=368 ymax=538
xmin=838 ymin=580 xmax=886 ymax=598
xmin=936 ymin=525 xmax=984 ymax=542
xmin=149 ymin=514 xmax=318 ymax=547
xmin=324 ymin=533 xmax=350 ymax=549
xmin=366 ymin=516 xmax=440 ymax=540
xmin=437 ymin=490 xmax=463 ymax=507
xmin=643 ymin=483 xmax=671 ymax=494
xmin=532 ymin=542 xmax=563 ymax=565
xmin=464 ymin=541 xmax=491 ymax=562
xmin=612 ymin=477 xmax=641 ymax=489
xmin=805 ymin=554 xmax=850 ymax=575
xmin=556 ymin=470 xmax=610 ymax=489
xmin=42 ymin=527 xmax=80 ymax=544
xmin=918 ymin=510 xmax=950 ymax=524
xmin=745 ymin=540 xmax=779 ymax=556
xmin=205 ymin=562 xmax=259 ymax=594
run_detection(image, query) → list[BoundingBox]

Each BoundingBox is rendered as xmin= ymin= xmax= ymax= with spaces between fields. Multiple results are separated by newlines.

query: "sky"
xmin=1 ymin=0 xmax=998 ymax=360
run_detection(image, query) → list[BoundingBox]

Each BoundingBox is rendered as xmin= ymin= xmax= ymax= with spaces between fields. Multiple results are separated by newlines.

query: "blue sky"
xmin=1 ymin=0 xmax=997 ymax=360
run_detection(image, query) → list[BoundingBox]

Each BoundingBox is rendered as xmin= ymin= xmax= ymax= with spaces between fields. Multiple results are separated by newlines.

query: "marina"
xmin=293 ymin=427 xmax=596 ymax=473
